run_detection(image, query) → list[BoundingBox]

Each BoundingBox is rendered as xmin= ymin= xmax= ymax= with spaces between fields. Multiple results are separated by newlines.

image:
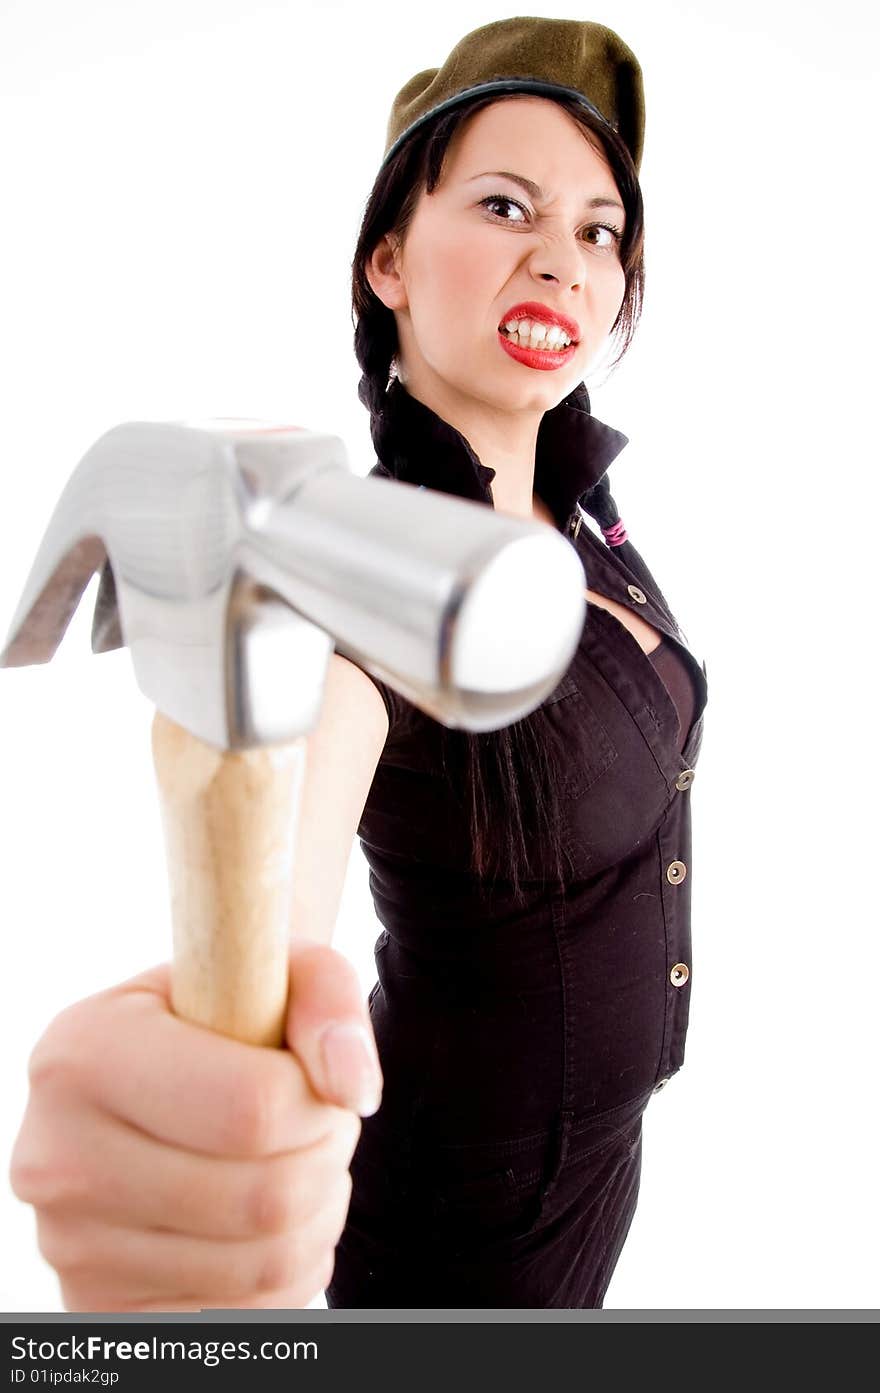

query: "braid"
xmin=580 ymin=473 xmax=679 ymax=630
xmin=353 ymin=299 xmax=398 ymax=455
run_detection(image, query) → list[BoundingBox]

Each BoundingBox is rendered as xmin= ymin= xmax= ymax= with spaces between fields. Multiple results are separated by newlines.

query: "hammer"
xmin=1 ymin=418 xmax=585 ymax=1049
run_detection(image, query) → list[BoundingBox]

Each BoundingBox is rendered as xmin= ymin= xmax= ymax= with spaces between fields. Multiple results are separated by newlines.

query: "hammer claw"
xmin=0 ymin=534 xmax=108 ymax=669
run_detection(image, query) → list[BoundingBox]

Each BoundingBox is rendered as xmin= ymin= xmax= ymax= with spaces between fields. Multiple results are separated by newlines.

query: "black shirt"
xmin=351 ymin=378 xmax=709 ymax=1138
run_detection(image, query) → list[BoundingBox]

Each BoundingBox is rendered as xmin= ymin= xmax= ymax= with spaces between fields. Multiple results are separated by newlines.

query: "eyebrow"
xmin=467 ymin=170 xmax=624 ymax=214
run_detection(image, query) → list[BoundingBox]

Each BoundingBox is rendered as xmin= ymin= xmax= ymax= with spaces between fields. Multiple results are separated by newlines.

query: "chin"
xmin=501 ymin=373 xmax=580 ymax=414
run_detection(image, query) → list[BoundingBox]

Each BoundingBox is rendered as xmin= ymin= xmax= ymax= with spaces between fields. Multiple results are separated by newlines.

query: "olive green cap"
xmin=382 ymin=16 xmax=645 ymax=175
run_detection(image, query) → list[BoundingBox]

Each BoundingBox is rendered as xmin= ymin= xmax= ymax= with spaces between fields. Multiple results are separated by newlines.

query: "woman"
xmin=8 ymin=16 xmax=707 ymax=1315
xmin=325 ymin=16 xmax=709 ymax=1309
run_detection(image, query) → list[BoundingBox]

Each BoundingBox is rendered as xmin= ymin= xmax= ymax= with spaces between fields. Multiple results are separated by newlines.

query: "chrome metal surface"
xmin=0 ymin=420 xmax=587 ymax=748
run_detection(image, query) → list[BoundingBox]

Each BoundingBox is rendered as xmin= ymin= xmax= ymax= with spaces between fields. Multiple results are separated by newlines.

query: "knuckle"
xmin=27 ymin=1000 xmax=99 ymax=1097
xmin=226 ymin=1076 xmax=286 ymax=1157
xmin=9 ymin=1115 xmax=89 ymax=1212
xmin=27 ymin=1032 xmax=75 ymax=1095
xmin=8 ymin=1128 xmax=41 ymax=1204
xmin=35 ymin=1214 xmax=89 ymax=1279
xmin=10 ymin=1151 xmax=86 ymax=1212
xmin=249 ymin=1166 xmax=302 ymax=1237
xmin=255 ymin=1235 xmax=304 ymax=1297
xmin=57 ymin=1275 xmax=109 ymax=1313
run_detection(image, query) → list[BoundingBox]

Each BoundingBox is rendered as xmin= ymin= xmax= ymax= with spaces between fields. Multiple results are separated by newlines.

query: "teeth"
xmin=501 ymin=318 xmax=573 ymax=350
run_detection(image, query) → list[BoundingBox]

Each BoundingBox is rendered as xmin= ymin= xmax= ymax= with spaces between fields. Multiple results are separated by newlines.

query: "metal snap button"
xmin=666 ymin=860 xmax=687 ymax=884
xmin=627 ymin=584 xmax=647 ymax=604
xmin=675 ymin=769 xmax=695 ymax=791
xmin=653 ymin=1077 xmax=670 ymax=1092
xmin=670 ymin=963 xmax=689 ymax=987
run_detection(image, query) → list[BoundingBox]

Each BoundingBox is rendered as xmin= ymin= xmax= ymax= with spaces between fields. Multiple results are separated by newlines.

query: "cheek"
xmin=424 ymin=240 xmax=487 ymax=313
xmin=599 ymin=264 xmax=627 ymax=325
xmin=408 ymin=240 xmax=491 ymax=350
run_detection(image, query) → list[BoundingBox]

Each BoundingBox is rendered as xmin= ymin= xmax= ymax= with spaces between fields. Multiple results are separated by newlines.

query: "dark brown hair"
xmin=350 ymin=91 xmax=657 ymax=902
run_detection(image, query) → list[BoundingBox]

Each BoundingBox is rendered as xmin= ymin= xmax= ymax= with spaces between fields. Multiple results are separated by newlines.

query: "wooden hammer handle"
xmin=150 ymin=710 xmax=306 ymax=1048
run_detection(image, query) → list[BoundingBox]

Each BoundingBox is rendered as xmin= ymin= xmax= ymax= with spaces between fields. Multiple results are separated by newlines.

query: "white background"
xmin=1 ymin=0 xmax=877 ymax=1313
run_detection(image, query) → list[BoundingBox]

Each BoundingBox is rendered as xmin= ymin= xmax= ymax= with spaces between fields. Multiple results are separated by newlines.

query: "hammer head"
xmin=1 ymin=419 xmax=587 ymax=747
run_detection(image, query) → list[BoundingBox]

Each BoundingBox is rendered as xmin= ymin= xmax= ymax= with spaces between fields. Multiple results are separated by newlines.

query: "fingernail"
xmin=319 ymin=1022 xmax=382 ymax=1116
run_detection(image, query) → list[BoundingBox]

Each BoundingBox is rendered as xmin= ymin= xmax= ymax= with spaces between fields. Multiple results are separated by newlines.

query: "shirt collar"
xmin=368 ymin=377 xmax=629 ymax=532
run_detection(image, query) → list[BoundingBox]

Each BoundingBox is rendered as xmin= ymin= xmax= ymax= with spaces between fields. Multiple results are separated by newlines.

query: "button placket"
xmin=656 ymin=814 xmax=693 ymax=1082
xmin=566 ymin=526 xmax=702 ymax=1088
xmin=571 ymin=523 xmax=704 ymax=1092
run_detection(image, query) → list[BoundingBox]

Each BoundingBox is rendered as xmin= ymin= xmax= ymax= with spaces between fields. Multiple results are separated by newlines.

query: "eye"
xmin=583 ymin=223 xmax=624 ymax=250
xmin=480 ymin=196 xmax=623 ymax=251
xmin=480 ymin=194 xmax=528 ymax=223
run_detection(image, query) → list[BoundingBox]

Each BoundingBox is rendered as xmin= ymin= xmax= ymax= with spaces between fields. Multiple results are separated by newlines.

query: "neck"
xmin=395 ymin=372 xmax=547 ymax=523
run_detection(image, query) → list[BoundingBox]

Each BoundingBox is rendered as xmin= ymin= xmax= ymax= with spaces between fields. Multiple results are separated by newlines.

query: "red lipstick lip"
xmin=497 ymin=329 xmax=577 ymax=371
xmin=498 ymin=301 xmax=581 ymax=343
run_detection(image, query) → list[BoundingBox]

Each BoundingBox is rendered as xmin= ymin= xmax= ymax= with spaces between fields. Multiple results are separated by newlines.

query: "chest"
xmin=531 ymin=496 xmax=663 ymax=656
xmin=584 ymin=588 xmax=662 ymax=654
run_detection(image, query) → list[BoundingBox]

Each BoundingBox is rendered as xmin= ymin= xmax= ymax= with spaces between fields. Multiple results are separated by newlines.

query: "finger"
xmin=68 ymin=1282 xmax=331 ymax=1313
xmin=38 ymin=1177 xmax=351 ymax=1309
xmin=35 ymin=969 xmax=339 ymax=1159
xmin=61 ymin=1259 xmax=336 ymax=1312
xmin=13 ymin=1093 xmax=361 ymax=1241
xmin=284 ymin=941 xmax=383 ymax=1116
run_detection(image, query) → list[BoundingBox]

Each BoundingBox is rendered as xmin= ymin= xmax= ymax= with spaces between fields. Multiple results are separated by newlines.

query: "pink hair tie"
xmin=602 ymin=519 xmax=628 ymax=546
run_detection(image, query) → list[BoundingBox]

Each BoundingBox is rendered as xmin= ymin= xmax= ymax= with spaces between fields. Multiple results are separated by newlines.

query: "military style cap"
xmin=382 ymin=16 xmax=645 ymax=175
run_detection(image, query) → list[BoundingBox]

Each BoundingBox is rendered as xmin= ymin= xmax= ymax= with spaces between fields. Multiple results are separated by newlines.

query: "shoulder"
xmin=322 ymin=651 xmax=391 ymax=746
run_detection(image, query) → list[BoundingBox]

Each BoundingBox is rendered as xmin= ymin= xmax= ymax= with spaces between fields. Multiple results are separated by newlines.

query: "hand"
xmin=8 ymin=940 xmax=383 ymax=1312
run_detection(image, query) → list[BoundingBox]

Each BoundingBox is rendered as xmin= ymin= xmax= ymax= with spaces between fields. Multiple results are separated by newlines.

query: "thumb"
xmin=285 ymin=940 xmax=383 ymax=1118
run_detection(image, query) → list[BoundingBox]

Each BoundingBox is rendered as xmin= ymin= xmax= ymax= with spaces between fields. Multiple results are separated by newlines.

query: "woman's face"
xmin=369 ymin=95 xmax=628 ymax=418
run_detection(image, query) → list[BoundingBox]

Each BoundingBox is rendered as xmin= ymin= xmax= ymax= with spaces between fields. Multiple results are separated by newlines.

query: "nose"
xmin=529 ymin=238 xmax=584 ymax=294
